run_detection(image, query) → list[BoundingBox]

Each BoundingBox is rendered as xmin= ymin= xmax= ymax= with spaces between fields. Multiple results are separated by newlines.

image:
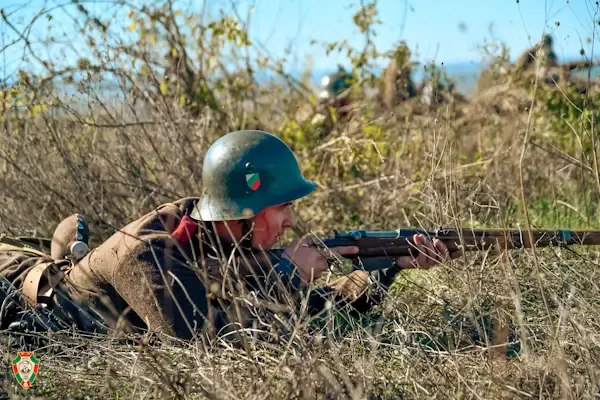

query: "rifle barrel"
xmin=321 ymin=228 xmax=600 ymax=258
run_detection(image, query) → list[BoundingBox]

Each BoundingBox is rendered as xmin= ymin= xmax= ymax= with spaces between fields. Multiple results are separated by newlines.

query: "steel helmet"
xmin=192 ymin=130 xmax=317 ymax=221
xmin=318 ymin=65 xmax=354 ymax=99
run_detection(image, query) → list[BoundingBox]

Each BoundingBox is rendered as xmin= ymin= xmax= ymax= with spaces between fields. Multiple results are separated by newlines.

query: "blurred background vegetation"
xmin=0 ymin=0 xmax=600 ymax=398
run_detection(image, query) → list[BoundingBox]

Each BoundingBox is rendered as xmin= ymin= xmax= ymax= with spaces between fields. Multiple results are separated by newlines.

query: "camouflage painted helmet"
xmin=192 ymin=130 xmax=317 ymax=221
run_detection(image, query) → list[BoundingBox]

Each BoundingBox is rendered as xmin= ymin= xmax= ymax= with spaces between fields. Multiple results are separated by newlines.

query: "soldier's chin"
xmin=268 ymin=236 xmax=282 ymax=249
xmin=253 ymin=237 xmax=275 ymax=250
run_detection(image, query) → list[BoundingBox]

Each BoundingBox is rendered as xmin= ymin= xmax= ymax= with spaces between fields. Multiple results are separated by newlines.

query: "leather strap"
xmin=22 ymin=261 xmax=65 ymax=307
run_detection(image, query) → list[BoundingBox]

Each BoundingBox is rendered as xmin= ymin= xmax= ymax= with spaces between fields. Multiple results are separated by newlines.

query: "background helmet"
xmin=192 ymin=130 xmax=317 ymax=221
xmin=318 ymin=65 xmax=353 ymax=100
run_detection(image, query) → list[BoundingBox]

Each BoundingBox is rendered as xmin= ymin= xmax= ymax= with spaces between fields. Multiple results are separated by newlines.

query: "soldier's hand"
xmin=396 ymin=234 xmax=459 ymax=270
xmin=282 ymin=238 xmax=359 ymax=287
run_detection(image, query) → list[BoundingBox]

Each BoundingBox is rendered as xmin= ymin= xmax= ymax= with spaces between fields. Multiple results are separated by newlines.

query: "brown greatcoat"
xmin=0 ymin=198 xmax=402 ymax=340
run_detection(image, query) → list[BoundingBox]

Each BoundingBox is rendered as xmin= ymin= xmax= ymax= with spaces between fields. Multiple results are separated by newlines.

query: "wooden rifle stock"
xmin=304 ymin=228 xmax=600 ymax=272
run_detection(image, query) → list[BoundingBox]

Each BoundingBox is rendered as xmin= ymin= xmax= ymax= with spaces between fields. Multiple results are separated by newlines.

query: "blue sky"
xmin=1 ymin=0 xmax=598 ymax=80
xmin=228 ymin=0 xmax=598 ymax=67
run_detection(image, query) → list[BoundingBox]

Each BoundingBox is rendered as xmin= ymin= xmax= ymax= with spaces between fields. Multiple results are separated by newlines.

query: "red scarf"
xmin=171 ymin=215 xmax=199 ymax=246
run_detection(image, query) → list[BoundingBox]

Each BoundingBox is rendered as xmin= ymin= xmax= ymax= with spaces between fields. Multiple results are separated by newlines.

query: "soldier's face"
xmin=251 ymin=202 xmax=295 ymax=248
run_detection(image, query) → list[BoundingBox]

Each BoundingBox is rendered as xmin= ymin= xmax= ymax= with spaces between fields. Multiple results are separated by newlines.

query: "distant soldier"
xmin=317 ymin=65 xmax=355 ymax=120
xmin=0 ymin=130 xmax=456 ymax=340
xmin=380 ymin=42 xmax=417 ymax=110
xmin=513 ymin=34 xmax=558 ymax=75
xmin=419 ymin=64 xmax=455 ymax=107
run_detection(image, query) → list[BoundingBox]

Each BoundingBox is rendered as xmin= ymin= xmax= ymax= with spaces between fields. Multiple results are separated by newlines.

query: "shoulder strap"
xmin=22 ymin=261 xmax=67 ymax=307
xmin=0 ymin=234 xmax=67 ymax=307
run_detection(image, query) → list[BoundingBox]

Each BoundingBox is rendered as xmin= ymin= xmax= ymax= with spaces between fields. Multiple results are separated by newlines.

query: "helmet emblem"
xmin=245 ymin=172 xmax=261 ymax=191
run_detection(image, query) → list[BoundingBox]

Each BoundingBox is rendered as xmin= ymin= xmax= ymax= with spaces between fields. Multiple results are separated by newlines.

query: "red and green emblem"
xmin=246 ymin=172 xmax=261 ymax=191
xmin=12 ymin=352 xmax=40 ymax=390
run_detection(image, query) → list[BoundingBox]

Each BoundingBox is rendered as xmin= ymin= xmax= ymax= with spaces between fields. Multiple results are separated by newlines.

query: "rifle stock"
xmin=282 ymin=228 xmax=600 ymax=272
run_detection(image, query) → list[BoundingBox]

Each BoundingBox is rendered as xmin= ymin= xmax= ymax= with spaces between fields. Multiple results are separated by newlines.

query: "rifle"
xmin=298 ymin=228 xmax=600 ymax=271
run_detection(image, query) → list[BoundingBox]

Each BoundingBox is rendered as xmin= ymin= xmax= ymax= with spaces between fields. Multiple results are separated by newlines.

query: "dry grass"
xmin=1 ymin=1 xmax=600 ymax=398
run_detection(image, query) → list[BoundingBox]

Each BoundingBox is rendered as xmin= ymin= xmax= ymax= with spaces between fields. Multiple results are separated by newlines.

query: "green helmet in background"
xmin=318 ymin=65 xmax=354 ymax=100
xmin=192 ymin=130 xmax=317 ymax=221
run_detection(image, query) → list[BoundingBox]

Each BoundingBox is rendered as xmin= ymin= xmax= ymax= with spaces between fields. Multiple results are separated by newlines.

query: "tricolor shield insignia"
xmin=11 ymin=352 xmax=40 ymax=390
xmin=246 ymin=172 xmax=261 ymax=191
